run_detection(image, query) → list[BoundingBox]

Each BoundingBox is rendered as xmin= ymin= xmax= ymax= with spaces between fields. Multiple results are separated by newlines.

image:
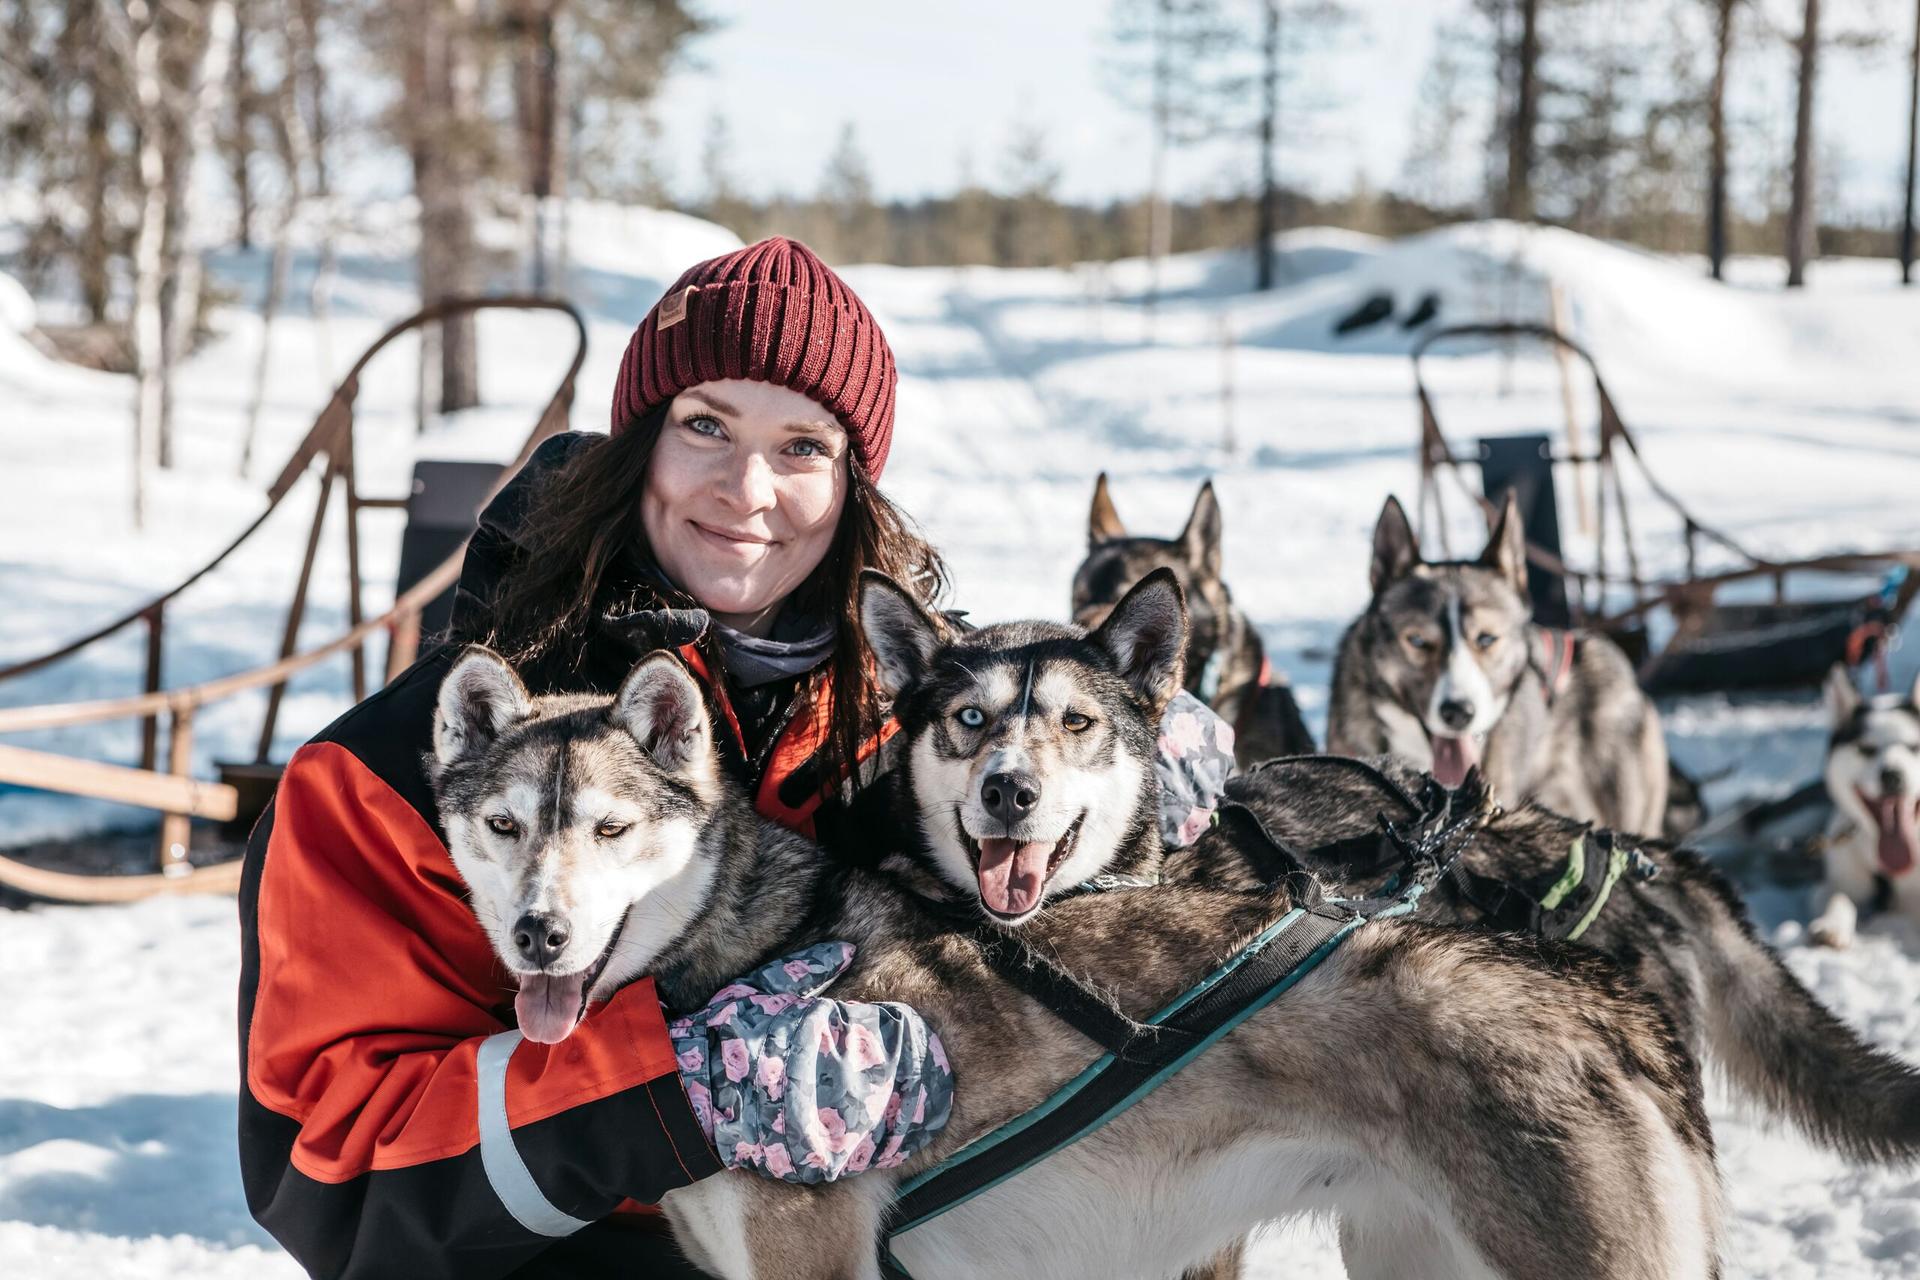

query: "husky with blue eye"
xmin=1815 ymin=664 xmax=1920 ymax=947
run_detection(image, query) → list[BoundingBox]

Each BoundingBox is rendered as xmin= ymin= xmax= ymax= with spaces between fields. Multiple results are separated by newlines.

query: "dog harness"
xmin=1439 ymin=825 xmax=1660 ymax=942
xmin=876 ymin=766 xmax=1492 ymax=1279
xmin=1233 ymin=758 xmax=1660 ymax=947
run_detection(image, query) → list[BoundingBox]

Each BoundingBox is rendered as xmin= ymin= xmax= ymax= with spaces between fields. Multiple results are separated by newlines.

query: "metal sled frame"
xmin=1411 ymin=321 xmax=1920 ymax=689
xmin=0 ymin=297 xmax=587 ymax=903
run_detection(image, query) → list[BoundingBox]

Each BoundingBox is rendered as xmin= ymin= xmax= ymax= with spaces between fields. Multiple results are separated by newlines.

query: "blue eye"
xmin=683 ymin=414 xmax=724 ymax=438
xmin=1404 ymin=632 xmax=1431 ymax=651
xmin=956 ymin=707 xmax=986 ymax=729
xmin=787 ymin=437 xmax=828 ymax=458
xmin=1475 ymin=632 xmax=1498 ymax=650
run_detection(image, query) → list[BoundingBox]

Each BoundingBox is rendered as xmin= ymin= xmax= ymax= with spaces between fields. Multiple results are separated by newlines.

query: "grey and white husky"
xmin=1072 ymin=473 xmax=1315 ymax=764
xmin=429 ymin=571 xmax=1721 ymax=1280
xmin=1815 ymin=664 xmax=1920 ymax=947
xmin=1330 ymin=492 xmax=1669 ymax=836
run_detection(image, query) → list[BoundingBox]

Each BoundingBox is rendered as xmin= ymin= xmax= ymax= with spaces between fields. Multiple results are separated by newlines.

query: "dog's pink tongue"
xmin=1430 ymin=735 xmax=1478 ymax=789
xmin=515 ymin=972 xmax=587 ymax=1044
xmin=976 ymin=837 xmax=1055 ymax=916
xmin=1869 ymin=793 xmax=1918 ymax=876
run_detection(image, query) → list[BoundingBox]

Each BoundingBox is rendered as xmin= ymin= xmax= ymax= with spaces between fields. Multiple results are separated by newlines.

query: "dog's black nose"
xmin=513 ymin=913 xmax=571 ymax=968
xmin=1883 ymin=768 xmax=1906 ymax=797
xmin=1438 ymin=699 xmax=1476 ymax=732
xmin=982 ymin=771 xmax=1042 ymax=823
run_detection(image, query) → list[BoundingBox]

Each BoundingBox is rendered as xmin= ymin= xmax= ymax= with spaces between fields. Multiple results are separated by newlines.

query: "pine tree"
xmin=818 ymin=123 xmax=885 ymax=263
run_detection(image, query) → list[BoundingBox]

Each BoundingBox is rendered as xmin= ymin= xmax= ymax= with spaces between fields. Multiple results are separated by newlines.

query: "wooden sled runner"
xmin=0 ymin=297 xmax=587 ymax=904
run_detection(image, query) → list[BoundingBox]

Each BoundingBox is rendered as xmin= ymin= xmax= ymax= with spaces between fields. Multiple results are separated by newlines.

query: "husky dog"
xmin=1330 ymin=492 xmax=1669 ymax=836
xmin=1814 ymin=665 xmax=1920 ymax=947
xmin=430 ymin=571 xmax=1722 ymax=1280
xmin=1072 ymin=473 xmax=1315 ymax=764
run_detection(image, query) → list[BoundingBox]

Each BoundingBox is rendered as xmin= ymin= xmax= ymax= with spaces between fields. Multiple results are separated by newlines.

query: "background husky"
xmin=1072 ymin=474 xmax=1315 ymax=764
xmin=1815 ymin=664 xmax=1920 ymax=948
xmin=428 ymin=571 xmax=1722 ymax=1280
xmin=1330 ymin=491 xmax=1671 ymax=836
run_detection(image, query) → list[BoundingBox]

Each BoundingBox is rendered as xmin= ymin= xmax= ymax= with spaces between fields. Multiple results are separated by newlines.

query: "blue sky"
xmin=648 ymin=0 xmax=1916 ymax=219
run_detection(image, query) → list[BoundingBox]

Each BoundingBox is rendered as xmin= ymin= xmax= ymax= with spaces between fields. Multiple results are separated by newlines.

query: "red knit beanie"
xmin=610 ymin=237 xmax=898 ymax=478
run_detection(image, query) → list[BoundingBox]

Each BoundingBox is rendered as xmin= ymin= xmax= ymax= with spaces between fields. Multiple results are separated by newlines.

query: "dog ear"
xmin=860 ymin=570 xmax=944 ymax=699
xmin=1088 ymin=472 xmax=1128 ymax=545
xmin=1178 ymin=480 xmax=1223 ymax=580
xmin=1094 ymin=567 xmax=1188 ymax=715
xmin=434 ymin=646 xmax=533 ymax=770
xmin=1369 ymin=496 xmax=1420 ymax=596
xmin=1825 ymin=664 xmax=1863 ymax=726
xmin=613 ymin=652 xmax=712 ymax=773
xmin=1480 ymin=490 xmax=1528 ymax=595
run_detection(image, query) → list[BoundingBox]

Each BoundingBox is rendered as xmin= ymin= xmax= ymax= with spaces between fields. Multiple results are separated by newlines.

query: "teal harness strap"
xmin=876 ymin=898 xmax=1371 ymax=1280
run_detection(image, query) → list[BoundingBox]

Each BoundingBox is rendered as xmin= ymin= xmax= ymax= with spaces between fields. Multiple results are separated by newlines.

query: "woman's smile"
xmin=691 ymin=520 xmax=776 ymax=552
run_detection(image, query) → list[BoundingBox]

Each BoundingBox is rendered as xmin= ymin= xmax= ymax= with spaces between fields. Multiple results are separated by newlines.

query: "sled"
xmin=1410 ymin=321 xmax=1920 ymax=698
xmin=0 ymin=297 xmax=588 ymax=904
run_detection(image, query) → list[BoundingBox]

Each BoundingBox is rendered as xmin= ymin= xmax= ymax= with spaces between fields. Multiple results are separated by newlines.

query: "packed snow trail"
xmin=5 ymin=213 xmax=1920 ymax=1275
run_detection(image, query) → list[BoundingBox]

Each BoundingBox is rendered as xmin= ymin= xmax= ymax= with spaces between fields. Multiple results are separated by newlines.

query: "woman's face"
xmin=641 ymin=379 xmax=851 ymax=637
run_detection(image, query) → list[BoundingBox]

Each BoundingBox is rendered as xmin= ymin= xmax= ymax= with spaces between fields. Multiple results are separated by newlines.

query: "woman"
xmin=238 ymin=239 xmax=958 ymax=1280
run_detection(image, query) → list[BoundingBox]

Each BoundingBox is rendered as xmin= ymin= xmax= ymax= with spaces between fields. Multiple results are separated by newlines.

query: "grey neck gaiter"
xmin=711 ymin=617 xmax=837 ymax=688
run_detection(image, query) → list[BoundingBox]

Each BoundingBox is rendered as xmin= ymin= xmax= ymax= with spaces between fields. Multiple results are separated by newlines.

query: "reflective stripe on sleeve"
xmin=475 ymin=1030 xmax=593 ymax=1237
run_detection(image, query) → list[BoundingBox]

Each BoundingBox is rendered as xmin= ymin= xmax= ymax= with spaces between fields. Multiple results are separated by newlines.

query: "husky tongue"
xmin=1868 ymin=793 xmax=1919 ymax=876
xmin=976 ymin=837 xmax=1056 ymax=917
xmin=1430 ymin=735 xmax=1478 ymax=789
xmin=515 ymin=971 xmax=588 ymax=1044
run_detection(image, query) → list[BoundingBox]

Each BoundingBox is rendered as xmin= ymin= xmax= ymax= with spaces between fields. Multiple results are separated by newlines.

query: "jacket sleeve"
xmin=238 ymin=739 xmax=722 ymax=1280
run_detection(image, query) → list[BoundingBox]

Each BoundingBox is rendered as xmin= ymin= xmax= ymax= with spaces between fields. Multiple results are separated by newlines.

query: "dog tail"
xmin=1679 ymin=850 xmax=1920 ymax=1163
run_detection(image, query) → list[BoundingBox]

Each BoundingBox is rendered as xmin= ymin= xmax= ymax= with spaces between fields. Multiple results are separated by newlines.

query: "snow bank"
xmin=5 ymin=209 xmax=1920 ymax=1275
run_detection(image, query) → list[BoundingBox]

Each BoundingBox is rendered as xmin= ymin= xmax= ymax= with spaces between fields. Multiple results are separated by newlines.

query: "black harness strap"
xmin=971 ymin=931 xmax=1199 ymax=1063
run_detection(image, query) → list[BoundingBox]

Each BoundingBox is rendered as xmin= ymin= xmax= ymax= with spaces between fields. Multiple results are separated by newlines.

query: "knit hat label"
xmin=658 ymin=286 xmax=692 ymax=330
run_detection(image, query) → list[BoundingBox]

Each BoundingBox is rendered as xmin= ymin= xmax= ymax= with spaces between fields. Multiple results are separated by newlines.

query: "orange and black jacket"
xmin=238 ymin=435 xmax=896 ymax=1278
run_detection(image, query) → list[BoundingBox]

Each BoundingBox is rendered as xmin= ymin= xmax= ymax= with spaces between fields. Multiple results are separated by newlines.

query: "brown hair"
xmin=480 ymin=403 xmax=948 ymax=791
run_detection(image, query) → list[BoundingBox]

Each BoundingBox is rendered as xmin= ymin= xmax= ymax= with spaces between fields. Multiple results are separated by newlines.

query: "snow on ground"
xmin=4 ymin=206 xmax=1920 ymax=1276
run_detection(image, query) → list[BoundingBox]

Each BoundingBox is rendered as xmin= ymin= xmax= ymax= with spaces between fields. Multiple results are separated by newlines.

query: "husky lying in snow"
xmin=1815 ymin=665 xmax=1920 ymax=947
xmin=1330 ymin=492 xmax=1670 ymax=837
xmin=429 ymin=570 xmax=1721 ymax=1280
xmin=1072 ymin=473 xmax=1315 ymax=765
